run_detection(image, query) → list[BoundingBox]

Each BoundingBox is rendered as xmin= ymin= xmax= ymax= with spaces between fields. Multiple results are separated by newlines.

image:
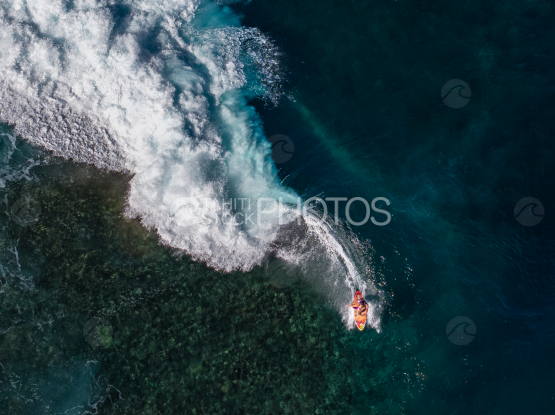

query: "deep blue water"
xmin=1 ymin=0 xmax=554 ymax=414
xmin=239 ymin=0 xmax=555 ymax=413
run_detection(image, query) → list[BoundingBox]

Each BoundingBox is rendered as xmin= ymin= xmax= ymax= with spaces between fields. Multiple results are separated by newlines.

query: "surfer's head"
xmin=355 ymin=291 xmax=363 ymax=301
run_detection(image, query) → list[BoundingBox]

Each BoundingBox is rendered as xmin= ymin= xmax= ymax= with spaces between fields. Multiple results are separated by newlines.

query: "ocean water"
xmin=0 ymin=0 xmax=554 ymax=414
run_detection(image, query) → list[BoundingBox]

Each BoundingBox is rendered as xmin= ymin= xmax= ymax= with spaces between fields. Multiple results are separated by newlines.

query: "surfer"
xmin=346 ymin=291 xmax=368 ymax=330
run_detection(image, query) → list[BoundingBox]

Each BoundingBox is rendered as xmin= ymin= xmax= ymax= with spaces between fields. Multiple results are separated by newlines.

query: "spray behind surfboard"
xmin=271 ymin=209 xmax=383 ymax=331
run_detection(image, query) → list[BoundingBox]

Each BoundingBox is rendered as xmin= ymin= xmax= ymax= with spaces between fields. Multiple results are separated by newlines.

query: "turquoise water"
xmin=1 ymin=0 xmax=555 ymax=414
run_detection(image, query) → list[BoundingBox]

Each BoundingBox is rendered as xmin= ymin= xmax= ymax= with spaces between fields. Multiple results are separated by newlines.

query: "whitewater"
xmin=0 ymin=0 xmax=381 ymax=330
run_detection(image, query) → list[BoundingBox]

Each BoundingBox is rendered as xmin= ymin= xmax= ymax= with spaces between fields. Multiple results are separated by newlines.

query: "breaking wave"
xmin=0 ymin=0 xmax=381 ymax=329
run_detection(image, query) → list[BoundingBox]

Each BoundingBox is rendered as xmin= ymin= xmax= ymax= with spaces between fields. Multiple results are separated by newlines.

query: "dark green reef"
xmin=0 ymin=135 xmax=413 ymax=415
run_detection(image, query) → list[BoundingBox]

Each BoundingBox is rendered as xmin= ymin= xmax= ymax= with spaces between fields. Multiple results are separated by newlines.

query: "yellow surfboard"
xmin=353 ymin=293 xmax=367 ymax=331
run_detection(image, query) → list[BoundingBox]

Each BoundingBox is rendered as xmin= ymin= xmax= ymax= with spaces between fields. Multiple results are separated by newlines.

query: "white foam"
xmin=0 ymin=0 xmax=381 ymax=328
xmin=0 ymin=0 xmax=293 ymax=270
